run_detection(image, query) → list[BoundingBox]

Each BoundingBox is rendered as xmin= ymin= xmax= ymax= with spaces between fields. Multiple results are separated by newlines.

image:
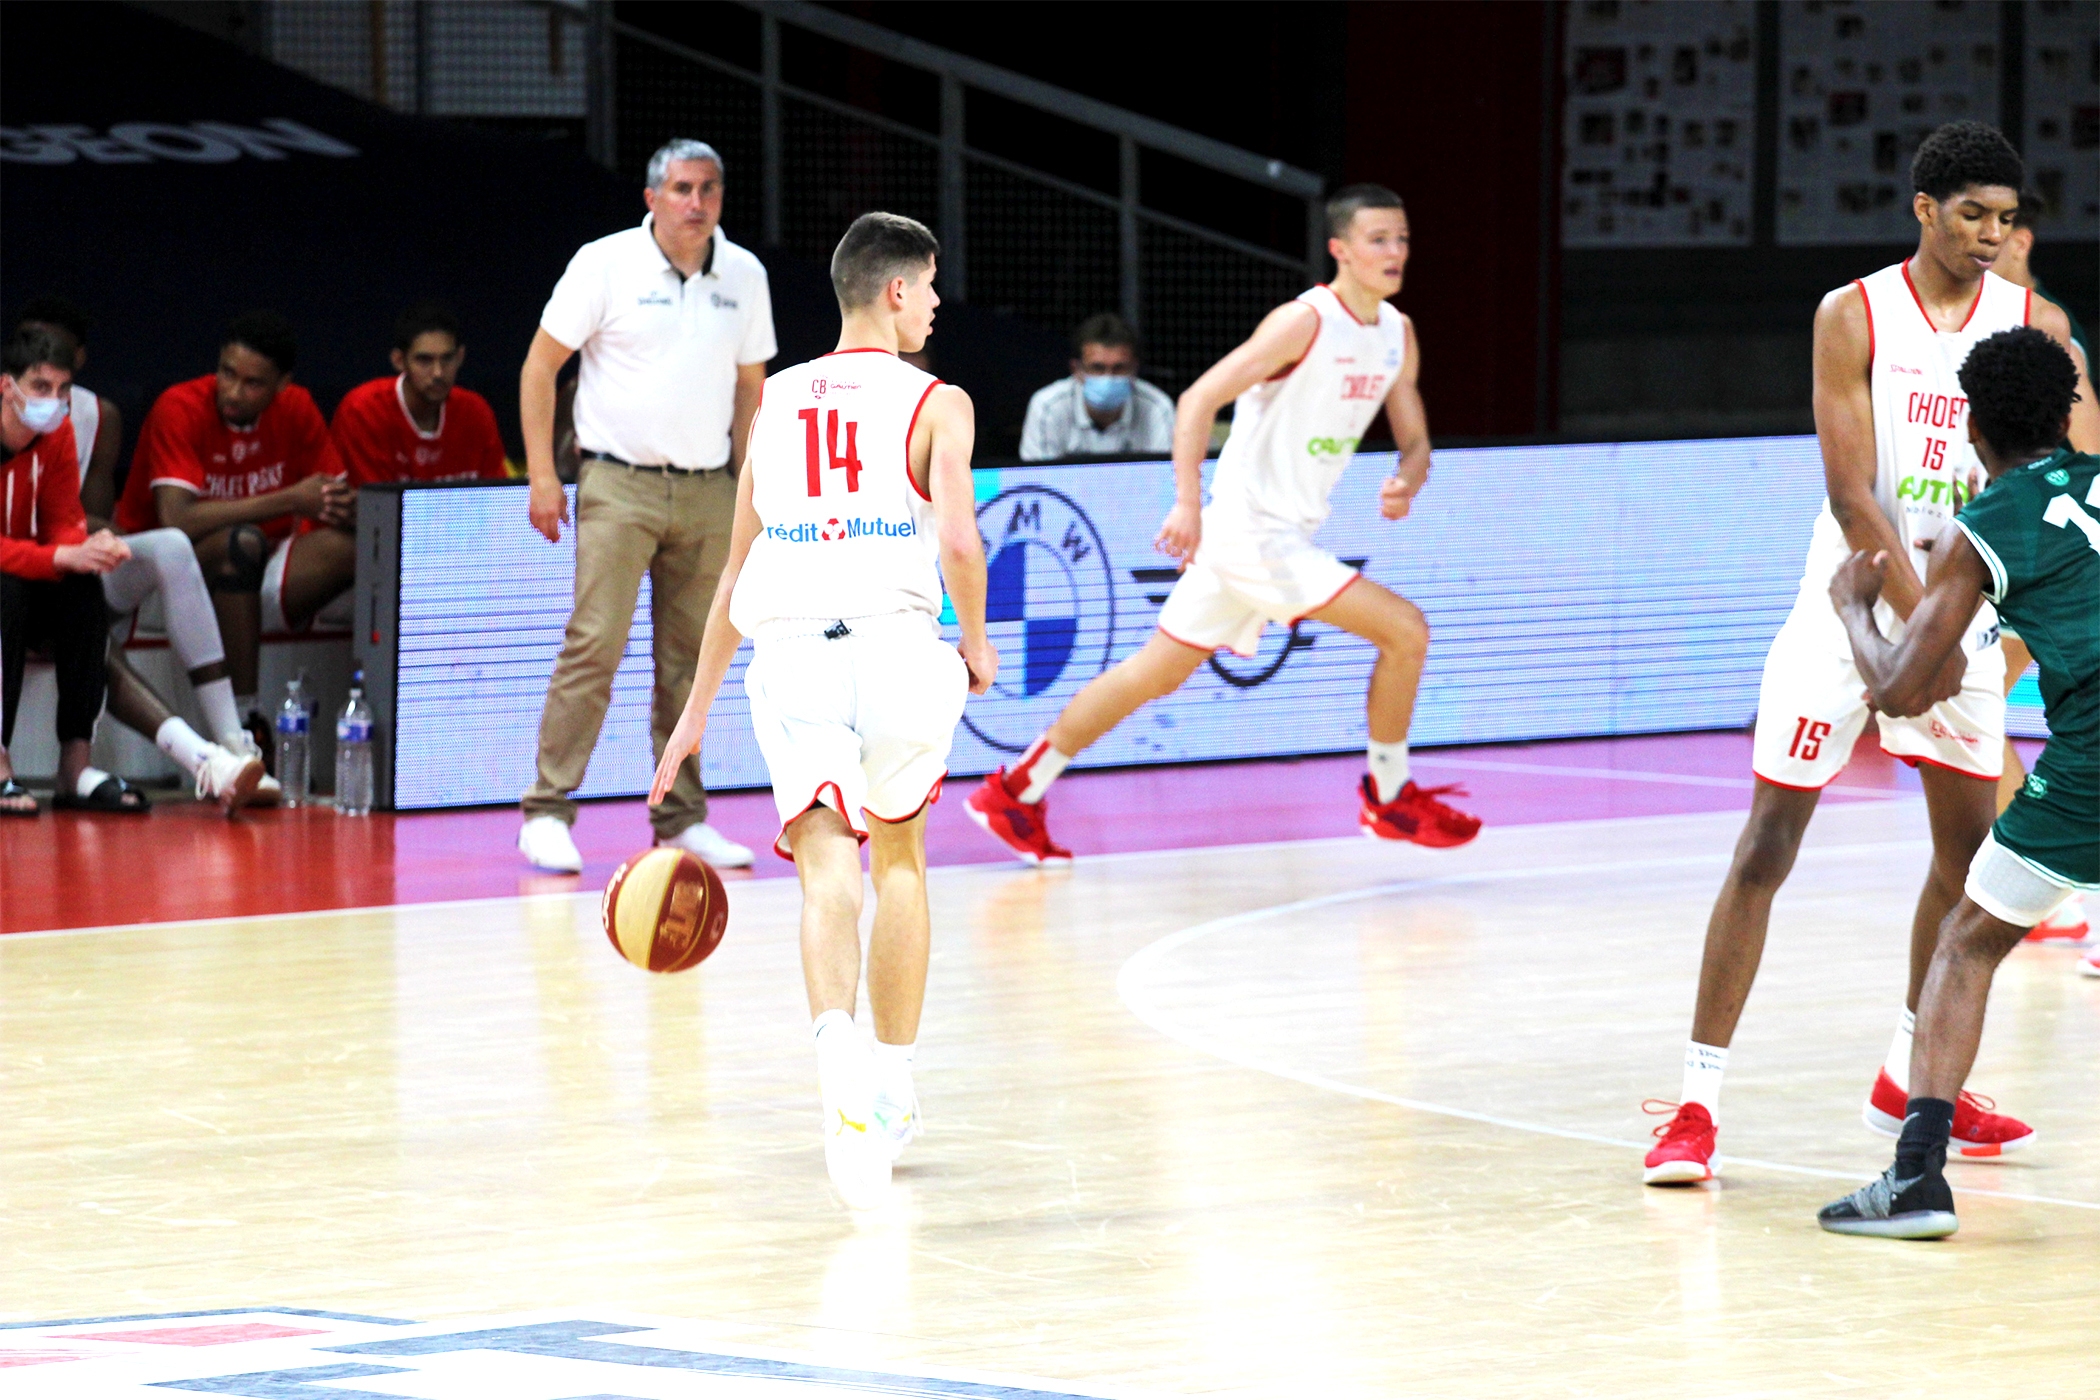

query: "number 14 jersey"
xmin=730 ymin=349 xmax=945 ymax=633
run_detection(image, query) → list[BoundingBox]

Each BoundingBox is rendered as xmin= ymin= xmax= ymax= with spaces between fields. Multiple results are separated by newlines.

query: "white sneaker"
xmin=518 ymin=815 xmax=583 ymax=873
xmin=225 ymin=733 xmax=281 ymax=806
xmin=872 ymin=1084 xmax=919 ymax=1164
xmin=193 ymin=743 xmax=263 ymax=811
xmin=2080 ymin=945 xmax=2099 ymax=979
xmin=659 ymin=821 xmax=755 ymax=869
xmin=817 ymin=1034 xmax=890 ymax=1210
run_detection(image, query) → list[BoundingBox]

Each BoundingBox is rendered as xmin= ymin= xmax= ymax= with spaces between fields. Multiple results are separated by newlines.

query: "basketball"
xmin=600 ymin=847 xmax=728 ymax=973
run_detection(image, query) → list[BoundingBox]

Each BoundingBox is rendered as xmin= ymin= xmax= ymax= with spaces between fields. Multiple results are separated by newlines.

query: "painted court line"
xmin=1117 ymin=845 xmax=2100 ymax=1216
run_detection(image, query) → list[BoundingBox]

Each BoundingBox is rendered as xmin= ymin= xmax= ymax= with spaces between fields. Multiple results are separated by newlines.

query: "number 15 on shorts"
xmin=1789 ymin=717 xmax=1832 ymax=761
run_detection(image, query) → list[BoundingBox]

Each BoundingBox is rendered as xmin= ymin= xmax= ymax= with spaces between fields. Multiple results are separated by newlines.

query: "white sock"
xmin=873 ymin=1039 xmax=916 ymax=1104
xmin=155 ymin=716 xmax=215 ymax=774
xmin=234 ymin=693 xmax=256 ymax=720
xmin=74 ymin=766 xmax=114 ymax=799
xmin=194 ymin=678 xmax=243 ymax=747
xmin=1009 ymin=735 xmax=1071 ymax=804
xmin=1367 ymin=739 xmax=1411 ymax=803
xmin=1883 ymin=1007 xmax=1916 ymax=1092
xmin=1681 ymin=1041 xmax=1728 ymax=1119
xmin=812 ymin=1007 xmax=857 ymax=1051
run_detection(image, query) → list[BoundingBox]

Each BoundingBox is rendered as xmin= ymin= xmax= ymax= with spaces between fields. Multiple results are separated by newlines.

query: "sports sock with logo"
xmin=1883 ymin=1006 xmax=1916 ymax=1091
xmin=155 ymin=716 xmax=214 ymax=774
xmin=1006 ymin=735 xmax=1070 ymax=804
xmin=1895 ymin=1096 xmax=1955 ymax=1177
xmin=1680 ymin=1040 xmax=1728 ymax=1119
xmin=873 ymin=1039 xmax=915 ymax=1104
xmin=193 ymin=677 xmax=245 ymax=749
xmin=812 ymin=1008 xmax=856 ymax=1049
xmin=1367 ymin=740 xmax=1411 ymax=803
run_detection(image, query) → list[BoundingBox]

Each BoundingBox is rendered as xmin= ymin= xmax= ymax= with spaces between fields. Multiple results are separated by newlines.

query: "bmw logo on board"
xmin=965 ymin=485 xmax=1118 ymax=753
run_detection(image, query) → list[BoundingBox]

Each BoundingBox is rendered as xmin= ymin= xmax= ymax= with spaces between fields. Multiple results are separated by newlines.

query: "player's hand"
xmin=649 ymin=711 xmax=705 ymax=806
xmin=1379 ymin=473 xmax=1420 ymax=521
xmin=285 ymin=472 xmax=335 ymax=520
xmin=52 ymin=529 xmax=131 ymax=575
xmin=529 ymin=474 xmax=570 ymax=543
xmin=316 ymin=475 xmax=356 ymax=530
xmin=1155 ymin=500 xmax=1201 ymax=566
xmin=1828 ymin=549 xmax=1888 ymax=614
xmin=958 ymin=636 xmax=999 ymax=696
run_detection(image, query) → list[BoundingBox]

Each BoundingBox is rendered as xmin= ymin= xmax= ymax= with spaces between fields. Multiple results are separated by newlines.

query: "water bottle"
xmin=334 ymin=669 xmax=374 ymax=817
xmin=275 ymin=674 xmax=311 ymax=808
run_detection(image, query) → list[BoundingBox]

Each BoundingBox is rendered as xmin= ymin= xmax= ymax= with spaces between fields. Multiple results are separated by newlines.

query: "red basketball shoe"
xmin=1642 ymin=1100 xmax=1717 ymax=1184
xmin=1862 ymin=1070 xmax=2035 ymax=1157
xmin=1359 ymin=775 xmax=1481 ymax=847
xmin=966 ymin=770 xmax=1073 ymax=866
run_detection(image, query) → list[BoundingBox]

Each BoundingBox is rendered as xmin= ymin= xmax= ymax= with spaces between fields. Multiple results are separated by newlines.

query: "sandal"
xmin=0 ymin=779 xmax=38 ymax=816
xmin=51 ymin=769 xmax=151 ymax=814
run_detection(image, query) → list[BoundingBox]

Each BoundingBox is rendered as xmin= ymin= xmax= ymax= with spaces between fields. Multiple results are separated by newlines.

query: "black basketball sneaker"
xmin=1816 ymin=1161 xmax=1958 ymax=1239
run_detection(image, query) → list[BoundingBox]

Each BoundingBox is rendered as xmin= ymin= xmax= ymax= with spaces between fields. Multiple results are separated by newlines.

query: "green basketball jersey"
xmin=1957 ymin=447 xmax=2100 ymax=884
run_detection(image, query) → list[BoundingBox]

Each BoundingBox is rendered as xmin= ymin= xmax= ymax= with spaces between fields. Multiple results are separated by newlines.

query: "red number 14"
xmin=799 ymin=407 xmax=863 ymax=496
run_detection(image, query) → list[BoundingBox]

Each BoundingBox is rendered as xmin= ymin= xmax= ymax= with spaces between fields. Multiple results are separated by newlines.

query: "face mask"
xmin=15 ymin=392 xmax=68 ymax=433
xmin=1081 ymin=373 xmax=1133 ymax=413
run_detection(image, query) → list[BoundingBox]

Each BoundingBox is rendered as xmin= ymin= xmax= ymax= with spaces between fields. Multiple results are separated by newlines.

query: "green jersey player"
xmin=1818 ymin=325 xmax=2098 ymax=1240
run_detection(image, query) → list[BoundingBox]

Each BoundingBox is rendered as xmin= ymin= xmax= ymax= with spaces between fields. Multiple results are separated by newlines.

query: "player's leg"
xmin=102 ymin=642 xmax=261 ymax=810
xmin=520 ymin=466 xmax=656 ymax=870
xmin=968 ymin=560 xmax=1239 ymax=863
xmin=273 ymin=526 xmax=355 ymax=631
xmin=104 ymin=529 xmax=245 ymax=748
xmin=1309 ymin=576 xmax=1479 ymax=846
xmin=866 ymin=811 xmax=931 ymax=1157
xmin=190 ymin=523 xmax=268 ymax=705
xmin=1904 ymin=764 xmax=1997 ymax=1013
xmin=789 ymin=802 xmax=889 ymax=1208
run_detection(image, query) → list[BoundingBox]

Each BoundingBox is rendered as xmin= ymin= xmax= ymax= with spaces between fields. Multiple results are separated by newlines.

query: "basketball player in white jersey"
xmin=966 ymin=184 xmax=1479 ymax=863
xmin=650 ymin=213 xmax=995 ymax=1209
xmin=13 ymin=301 xmax=263 ymax=809
xmin=1644 ymin=123 xmax=2100 ymax=1186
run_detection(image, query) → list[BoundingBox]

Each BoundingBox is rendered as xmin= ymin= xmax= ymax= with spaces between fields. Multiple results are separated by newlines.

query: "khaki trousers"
xmin=522 ymin=461 xmax=734 ymax=838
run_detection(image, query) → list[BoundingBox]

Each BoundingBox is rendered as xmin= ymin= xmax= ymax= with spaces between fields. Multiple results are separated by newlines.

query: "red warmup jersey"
xmin=1 ymin=429 xmax=88 ymax=580
xmin=116 ymin=375 xmax=338 ymax=540
xmin=332 ymin=376 xmax=508 ymax=486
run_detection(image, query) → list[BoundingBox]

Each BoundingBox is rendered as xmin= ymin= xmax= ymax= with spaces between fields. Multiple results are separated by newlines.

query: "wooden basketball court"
xmin=3 ymin=741 xmax=2093 ymax=1397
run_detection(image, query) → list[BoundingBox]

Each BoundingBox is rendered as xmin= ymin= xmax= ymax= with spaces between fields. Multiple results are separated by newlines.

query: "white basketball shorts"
xmin=1750 ymin=577 xmax=2005 ymax=789
xmin=1155 ymin=518 xmax=1359 ymax=657
xmin=261 ymin=533 xmax=354 ymax=636
xmin=744 ymin=611 xmax=969 ymax=857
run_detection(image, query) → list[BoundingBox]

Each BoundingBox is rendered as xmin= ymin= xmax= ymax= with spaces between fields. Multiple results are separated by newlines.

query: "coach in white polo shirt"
xmin=517 ymin=138 xmax=775 ymax=873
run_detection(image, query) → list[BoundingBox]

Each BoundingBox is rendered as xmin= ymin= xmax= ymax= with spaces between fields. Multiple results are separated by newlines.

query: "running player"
xmin=966 ymin=184 xmax=1478 ymax=862
xmin=1643 ymin=123 xmax=2100 ymax=1185
xmin=650 ymin=213 xmax=995 ymax=1209
xmin=1819 ymin=326 xmax=2097 ymax=1238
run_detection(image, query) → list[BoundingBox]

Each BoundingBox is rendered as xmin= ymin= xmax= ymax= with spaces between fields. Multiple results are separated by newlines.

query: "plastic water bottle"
xmin=275 ymin=674 xmax=311 ymax=808
xmin=334 ymin=670 xmax=374 ymax=817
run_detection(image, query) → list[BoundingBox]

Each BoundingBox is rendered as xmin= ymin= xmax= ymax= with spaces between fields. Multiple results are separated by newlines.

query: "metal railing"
xmin=606 ymin=0 xmax=1327 ymax=390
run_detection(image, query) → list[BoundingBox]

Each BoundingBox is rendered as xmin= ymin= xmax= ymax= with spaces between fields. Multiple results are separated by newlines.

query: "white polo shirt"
xmin=540 ymin=216 xmax=777 ymax=470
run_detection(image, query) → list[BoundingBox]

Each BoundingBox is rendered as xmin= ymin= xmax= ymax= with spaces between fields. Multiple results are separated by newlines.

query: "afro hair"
xmin=1957 ymin=326 xmax=2078 ymax=459
xmin=1911 ymin=122 xmax=2024 ymax=202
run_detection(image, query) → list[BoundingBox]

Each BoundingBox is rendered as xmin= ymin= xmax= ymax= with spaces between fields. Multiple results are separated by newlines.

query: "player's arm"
xmin=521 ymin=328 xmax=578 ymax=542
xmin=729 ymin=361 xmax=765 ymax=479
xmin=77 ymin=394 xmax=124 ymax=531
xmin=1156 ymin=301 xmax=1320 ymax=562
xmin=152 ymin=476 xmax=339 ymax=540
xmin=2029 ymin=297 xmax=2100 ymax=453
xmin=1829 ymin=528 xmax=1988 ymax=718
xmin=1378 ymin=316 xmax=1431 ymax=522
xmin=919 ymin=385 xmax=997 ymax=695
xmin=1814 ymin=283 xmax=1926 ymax=617
xmin=649 ymin=450 xmax=763 ymax=805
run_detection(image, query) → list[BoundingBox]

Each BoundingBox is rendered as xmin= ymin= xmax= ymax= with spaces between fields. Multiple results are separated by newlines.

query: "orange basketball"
xmin=600 ymin=847 xmax=728 ymax=973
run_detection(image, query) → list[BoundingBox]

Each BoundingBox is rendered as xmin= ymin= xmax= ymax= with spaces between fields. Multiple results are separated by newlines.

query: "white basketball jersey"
xmin=730 ymin=349 xmax=944 ymax=633
xmin=1208 ymin=284 xmax=1407 ymax=536
xmin=1843 ymin=263 xmax=2029 ymax=578
xmin=67 ymin=384 xmax=100 ymax=485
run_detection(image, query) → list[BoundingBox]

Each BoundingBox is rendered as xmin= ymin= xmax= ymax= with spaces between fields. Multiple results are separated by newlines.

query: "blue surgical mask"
xmin=16 ymin=392 xmax=67 ymax=433
xmin=1080 ymin=373 xmax=1133 ymax=413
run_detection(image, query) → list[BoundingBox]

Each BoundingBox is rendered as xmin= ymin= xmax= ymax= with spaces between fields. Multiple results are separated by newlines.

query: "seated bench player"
xmin=331 ymin=303 xmax=509 ymax=488
xmin=0 ymin=324 xmax=143 ymax=813
xmin=116 ymin=312 xmax=356 ymax=758
xmin=13 ymin=300 xmax=264 ymax=809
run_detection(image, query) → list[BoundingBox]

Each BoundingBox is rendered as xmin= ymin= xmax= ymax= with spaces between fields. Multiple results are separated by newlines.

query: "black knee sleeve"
xmin=210 ymin=524 xmax=268 ymax=593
